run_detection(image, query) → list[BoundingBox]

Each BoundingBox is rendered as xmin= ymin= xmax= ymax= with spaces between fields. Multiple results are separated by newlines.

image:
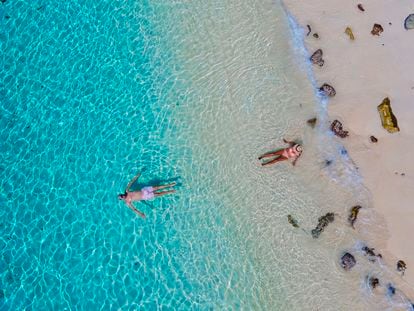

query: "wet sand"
xmin=283 ymin=0 xmax=414 ymax=291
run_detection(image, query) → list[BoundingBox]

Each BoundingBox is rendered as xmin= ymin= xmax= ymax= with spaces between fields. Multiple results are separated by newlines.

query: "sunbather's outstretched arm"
xmin=126 ymin=172 xmax=141 ymax=192
xmin=127 ymin=201 xmax=146 ymax=219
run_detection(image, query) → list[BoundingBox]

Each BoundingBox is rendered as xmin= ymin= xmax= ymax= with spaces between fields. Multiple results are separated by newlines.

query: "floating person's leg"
xmin=258 ymin=149 xmax=284 ymax=160
xmin=153 ymin=182 xmax=177 ymax=191
xmin=154 ymin=190 xmax=176 ymax=197
xmin=261 ymin=155 xmax=288 ymax=166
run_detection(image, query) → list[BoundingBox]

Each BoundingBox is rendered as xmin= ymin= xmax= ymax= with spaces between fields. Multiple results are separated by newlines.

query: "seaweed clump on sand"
xmin=348 ymin=205 xmax=362 ymax=228
xmin=287 ymin=215 xmax=300 ymax=228
xmin=311 ymin=212 xmax=335 ymax=238
xmin=345 ymin=27 xmax=355 ymax=40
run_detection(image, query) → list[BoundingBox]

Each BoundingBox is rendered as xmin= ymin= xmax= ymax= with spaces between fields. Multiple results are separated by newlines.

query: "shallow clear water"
xmin=1 ymin=0 xmax=412 ymax=310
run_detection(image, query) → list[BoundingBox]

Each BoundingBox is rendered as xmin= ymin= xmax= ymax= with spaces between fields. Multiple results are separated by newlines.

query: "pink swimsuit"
xmin=141 ymin=187 xmax=154 ymax=200
xmin=282 ymin=144 xmax=302 ymax=159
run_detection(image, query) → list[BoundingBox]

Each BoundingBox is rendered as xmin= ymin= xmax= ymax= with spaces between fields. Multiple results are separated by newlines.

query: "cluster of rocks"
xmin=362 ymin=245 xmax=382 ymax=262
xmin=303 ymin=10 xmax=414 ymax=304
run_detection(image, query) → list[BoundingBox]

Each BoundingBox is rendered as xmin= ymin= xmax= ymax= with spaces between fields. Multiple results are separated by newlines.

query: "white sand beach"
xmin=283 ymin=0 xmax=414 ymax=291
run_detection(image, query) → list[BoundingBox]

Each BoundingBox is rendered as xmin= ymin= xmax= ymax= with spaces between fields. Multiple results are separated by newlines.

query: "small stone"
xmin=313 ymin=33 xmax=319 ymax=39
xmin=371 ymin=23 xmax=384 ymax=36
xmin=401 ymin=173 xmax=405 ymax=176
xmin=310 ymin=49 xmax=324 ymax=67
xmin=325 ymin=160 xmax=333 ymax=166
xmin=370 ymin=136 xmax=378 ymax=143
xmin=357 ymin=4 xmax=365 ymax=12
xmin=368 ymin=276 xmax=380 ymax=289
xmin=319 ymin=83 xmax=336 ymax=97
xmin=307 ymin=117 xmax=317 ymax=128
xmin=404 ymin=14 xmax=414 ymax=30
xmin=341 ymin=252 xmax=356 ymax=270
xmin=397 ymin=260 xmax=407 ymax=275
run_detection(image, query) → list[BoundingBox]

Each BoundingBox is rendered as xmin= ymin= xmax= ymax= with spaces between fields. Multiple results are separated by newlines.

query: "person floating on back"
xmin=258 ymin=138 xmax=303 ymax=166
xmin=118 ymin=171 xmax=177 ymax=218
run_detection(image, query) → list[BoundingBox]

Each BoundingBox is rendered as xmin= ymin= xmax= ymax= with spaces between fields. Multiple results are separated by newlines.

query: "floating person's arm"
xmin=292 ymin=156 xmax=299 ymax=166
xmin=127 ymin=201 xmax=146 ymax=219
xmin=126 ymin=172 xmax=142 ymax=192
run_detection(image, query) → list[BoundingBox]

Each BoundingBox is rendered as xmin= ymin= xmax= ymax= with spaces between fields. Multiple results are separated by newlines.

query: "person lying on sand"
xmin=118 ymin=171 xmax=177 ymax=218
xmin=258 ymin=138 xmax=302 ymax=166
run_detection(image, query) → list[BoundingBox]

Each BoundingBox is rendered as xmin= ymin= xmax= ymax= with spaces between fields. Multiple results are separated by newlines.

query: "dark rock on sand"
xmin=404 ymin=14 xmax=414 ymax=30
xmin=324 ymin=159 xmax=333 ymax=167
xmin=307 ymin=117 xmax=317 ymax=128
xmin=357 ymin=4 xmax=365 ymax=12
xmin=397 ymin=260 xmax=407 ymax=275
xmin=371 ymin=23 xmax=384 ymax=36
xmin=310 ymin=49 xmax=324 ymax=67
xmin=368 ymin=276 xmax=380 ymax=289
xmin=331 ymin=120 xmax=349 ymax=138
xmin=341 ymin=252 xmax=356 ymax=271
xmin=319 ymin=84 xmax=336 ymax=97
xmin=313 ymin=33 xmax=319 ymax=39
xmin=370 ymin=135 xmax=378 ymax=143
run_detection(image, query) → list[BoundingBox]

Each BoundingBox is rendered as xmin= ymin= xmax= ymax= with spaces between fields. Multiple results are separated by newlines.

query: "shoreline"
xmin=283 ymin=0 xmax=414 ymax=296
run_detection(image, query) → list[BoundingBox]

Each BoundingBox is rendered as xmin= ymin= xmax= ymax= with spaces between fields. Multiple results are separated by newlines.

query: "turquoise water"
xmin=1 ymin=1 xmax=265 ymax=309
xmin=2 ymin=0 xmax=413 ymax=310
